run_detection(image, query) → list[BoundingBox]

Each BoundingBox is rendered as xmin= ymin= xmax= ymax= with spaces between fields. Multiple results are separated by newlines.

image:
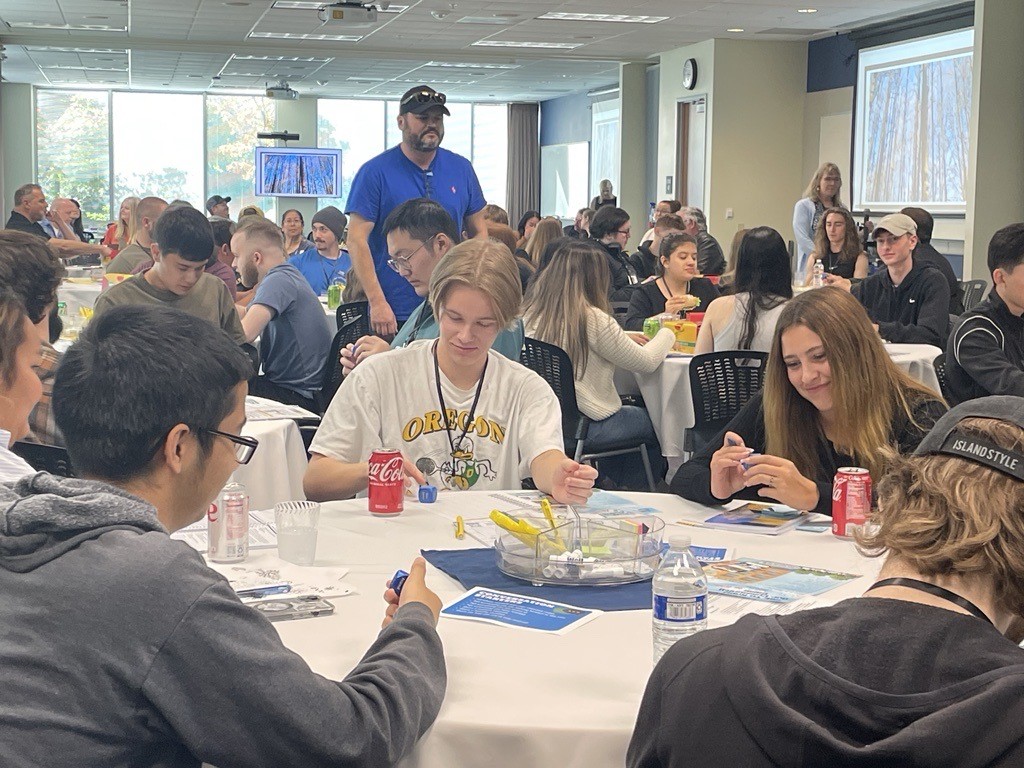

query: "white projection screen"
xmin=853 ymin=29 xmax=974 ymax=214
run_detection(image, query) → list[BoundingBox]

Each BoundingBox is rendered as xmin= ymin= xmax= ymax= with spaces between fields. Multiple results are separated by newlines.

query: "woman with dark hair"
xmin=671 ymin=287 xmax=946 ymax=515
xmin=515 ymin=210 xmax=540 ymax=247
xmin=695 ymin=227 xmax=792 ymax=353
xmin=803 ymin=207 xmax=868 ymax=285
xmin=624 ymin=233 xmax=719 ymax=330
xmin=590 ymin=206 xmax=642 ymax=299
xmin=281 ymin=209 xmax=313 ymax=258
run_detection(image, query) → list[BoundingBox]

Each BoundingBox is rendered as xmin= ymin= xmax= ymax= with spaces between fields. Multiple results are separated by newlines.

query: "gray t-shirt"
xmin=252 ymin=262 xmax=333 ymax=396
xmin=105 ymin=243 xmax=151 ymax=274
xmin=94 ymin=272 xmax=247 ymax=345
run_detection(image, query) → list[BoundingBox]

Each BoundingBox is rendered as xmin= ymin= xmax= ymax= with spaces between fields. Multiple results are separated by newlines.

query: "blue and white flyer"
xmin=441 ymin=588 xmax=603 ymax=634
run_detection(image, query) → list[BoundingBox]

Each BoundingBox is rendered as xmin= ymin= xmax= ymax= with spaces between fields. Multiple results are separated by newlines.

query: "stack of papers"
xmin=245 ymin=395 xmax=319 ymax=421
xmin=441 ymin=587 xmax=602 ymax=634
xmin=703 ymin=502 xmax=806 ymax=535
xmin=704 ymin=558 xmax=860 ymax=603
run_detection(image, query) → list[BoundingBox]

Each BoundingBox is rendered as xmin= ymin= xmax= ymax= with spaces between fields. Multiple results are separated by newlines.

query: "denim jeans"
xmin=583 ymin=405 xmax=666 ymax=489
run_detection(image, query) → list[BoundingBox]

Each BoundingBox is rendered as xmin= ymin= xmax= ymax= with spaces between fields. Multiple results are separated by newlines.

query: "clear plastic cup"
xmin=274 ymin=501 xmax=321 ymax=566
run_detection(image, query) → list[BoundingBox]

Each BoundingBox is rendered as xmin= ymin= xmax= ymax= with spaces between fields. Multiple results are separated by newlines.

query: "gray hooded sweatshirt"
xmin=0 ymin=473 xmax=446 ymax=767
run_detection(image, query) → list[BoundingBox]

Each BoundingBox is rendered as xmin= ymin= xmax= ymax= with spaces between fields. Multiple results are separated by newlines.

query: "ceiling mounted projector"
xmin=266 ymin=80 xmax=299 ymax=100
xmin=318 ymin=2 xmax=379 ymax=27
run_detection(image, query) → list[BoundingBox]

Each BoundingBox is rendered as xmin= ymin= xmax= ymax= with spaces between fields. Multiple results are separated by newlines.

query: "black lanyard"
xmin=432 ymin=340 xmax=486 ymax=475
xmin=868 ymin=577 xmax=993 ymax=625
xmin=404 ymin=302 xmax=434 ymax=346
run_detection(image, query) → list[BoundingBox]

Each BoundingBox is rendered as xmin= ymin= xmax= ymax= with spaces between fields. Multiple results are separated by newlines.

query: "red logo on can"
xmin=369 ymin=449 xmax=404 ymax=515
xmin=207 ymin=502 xmax=218 ymax=523
xmin=832 ymin=467 xmax=871 ymax=538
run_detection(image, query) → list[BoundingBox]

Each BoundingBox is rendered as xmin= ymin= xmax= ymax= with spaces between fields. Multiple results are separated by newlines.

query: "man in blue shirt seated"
xmin=288 ymin=205 xmax=352 ymax=296
xmin=234 ymin=218 xmax=333 ymax=411
xmin=340 ymin=197 xmax=523 ymax=376
xmin=345 ymin=85 xmax=488 ymax=337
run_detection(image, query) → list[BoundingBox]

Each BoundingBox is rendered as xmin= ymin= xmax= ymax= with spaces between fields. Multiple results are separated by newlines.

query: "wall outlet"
xmin=725 ymin=208 xmax=734 ymax=219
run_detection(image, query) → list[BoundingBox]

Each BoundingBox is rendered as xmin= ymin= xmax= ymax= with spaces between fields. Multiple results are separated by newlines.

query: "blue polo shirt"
xmin=252 ymin=263 xmax=333 ymax=397
xmin=346 ymin=145 xmax=486 ymax=321
xmin=288 ymin=246 xmax=352 ymax=296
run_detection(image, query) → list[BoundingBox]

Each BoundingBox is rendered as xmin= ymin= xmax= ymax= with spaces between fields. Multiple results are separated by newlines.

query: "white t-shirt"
xmin=310 ymin=340 xmax=564 ymax=492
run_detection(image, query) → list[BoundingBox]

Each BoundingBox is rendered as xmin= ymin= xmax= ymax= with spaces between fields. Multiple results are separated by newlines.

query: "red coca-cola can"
xmin=832 ymin=467 xmax=871 ymax=538
xmin=368 ymin=448 xmax=405 ymax=516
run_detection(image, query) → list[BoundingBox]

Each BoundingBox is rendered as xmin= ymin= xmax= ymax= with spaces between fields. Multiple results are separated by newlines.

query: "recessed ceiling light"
xmin=248 ymin=31 xmax=362 ymax=41
xmin=84 ymin=15 xmax=109 ymax=19
xmin=471 ymin=40 xmax=582 ymax=49
xmin=426 ymin=61 xmax=520 ymax=69
xmin=271 ymin=0 xmax=321 ymax=7
xmin=225 ymin=1 xmax=251 ymax=5
xmin=797 ymin=8 xmax=817 ymax=13
xmin=9 ymin=22 xmax=126 ymax=31
xmin=727 ymin=28 xmax=744 ymax=32
xmin=536 ymin=12 xmax=668 ymax=24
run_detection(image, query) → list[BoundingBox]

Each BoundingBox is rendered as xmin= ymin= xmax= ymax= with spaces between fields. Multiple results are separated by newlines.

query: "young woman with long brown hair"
xmin=803 ymin=206 xmax=868 ymax=285
xmin=671 ymin=287 xmax=947 ymax=514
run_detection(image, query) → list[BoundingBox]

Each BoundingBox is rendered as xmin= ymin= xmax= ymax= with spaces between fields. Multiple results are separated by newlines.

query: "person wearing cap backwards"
xmin=345 ymin=85 xmax=488 ymax=336
xmin=205 ymin=195 xmax=231 ymax=220
xmin=825 ymin=212 xmax=951 ymax=347
xmin=631 ymin=395 xmax=1024 ymax=768
xmin=288 ymin=205 xmax=353 ymax=296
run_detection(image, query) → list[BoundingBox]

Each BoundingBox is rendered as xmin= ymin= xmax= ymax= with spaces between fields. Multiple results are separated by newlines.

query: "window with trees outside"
xmin=207 ymin=95 xmax=277 ymax=218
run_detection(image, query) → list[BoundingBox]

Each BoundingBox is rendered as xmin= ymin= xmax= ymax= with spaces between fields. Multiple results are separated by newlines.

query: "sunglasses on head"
xmin=402 ymin=89 xmax=447 ymax=106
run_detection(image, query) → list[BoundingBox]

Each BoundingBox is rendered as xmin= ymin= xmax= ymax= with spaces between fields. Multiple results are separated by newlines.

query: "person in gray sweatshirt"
xmin=0 ymin=304 xmax=446 ymax=768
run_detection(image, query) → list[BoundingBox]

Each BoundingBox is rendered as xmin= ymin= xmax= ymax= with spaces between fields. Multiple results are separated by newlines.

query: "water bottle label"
xmin=653 ymin=594 xmax=707 ymax=622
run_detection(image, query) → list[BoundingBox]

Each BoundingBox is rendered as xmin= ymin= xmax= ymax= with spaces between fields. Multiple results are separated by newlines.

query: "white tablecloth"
xmin=236 ymin=419 xmax=308 ymax=509
xmin=633 ymin=344 xmax=943 ymax=459
xmin=57 ymin=280 xmax=103 ymax=316
xmin=269 ymin=491 xmax=878 ymax=768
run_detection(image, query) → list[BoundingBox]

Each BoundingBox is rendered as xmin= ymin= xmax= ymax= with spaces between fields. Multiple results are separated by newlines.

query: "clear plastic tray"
xmin=494 ymin=507 xmax=665 ymax=586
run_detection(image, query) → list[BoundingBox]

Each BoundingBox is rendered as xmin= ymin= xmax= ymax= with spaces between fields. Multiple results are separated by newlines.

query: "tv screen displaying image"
xmin=254 ymin=147 xmax=342 ymax=197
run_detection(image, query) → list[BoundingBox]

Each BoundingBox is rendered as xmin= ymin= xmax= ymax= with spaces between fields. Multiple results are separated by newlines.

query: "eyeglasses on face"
xmin=203 ymin=428 xmax=259 ymax=464
xmin=401 ymin=89 xmax=447 ymax=106
xmin=387 ymin=234 xmax=439 ymax=273
xmin=617 ymin=229 xmax=631 ymax=236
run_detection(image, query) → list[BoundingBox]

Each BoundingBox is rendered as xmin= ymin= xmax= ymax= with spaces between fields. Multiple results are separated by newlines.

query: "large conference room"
xmin=1 ymin=0 xmax=1024 ymax=766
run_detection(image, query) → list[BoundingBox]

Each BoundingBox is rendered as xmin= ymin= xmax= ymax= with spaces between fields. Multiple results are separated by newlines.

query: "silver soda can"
xmin=208 ymin=481 xmax=249 ymax=562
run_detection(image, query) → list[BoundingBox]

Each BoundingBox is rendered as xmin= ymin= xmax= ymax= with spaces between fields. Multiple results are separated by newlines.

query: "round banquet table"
xmin=57 ymin=279 xmax=103 ymax=316
xmin=632 ymin=343 xmax=943 ymax=459
xmin=264 ymin=490 xmax=880 ymax=768
xmin=236 ymin=418 xmax=308 ymax=509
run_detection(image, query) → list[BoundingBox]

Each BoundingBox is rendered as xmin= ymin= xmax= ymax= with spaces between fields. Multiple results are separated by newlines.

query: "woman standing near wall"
xmin=793 ymin=162 xmax=845 ymax=277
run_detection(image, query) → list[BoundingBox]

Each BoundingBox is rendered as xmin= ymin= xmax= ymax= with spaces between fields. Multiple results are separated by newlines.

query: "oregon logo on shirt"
xmin=401 ymin=409 xmax=506 ymax=444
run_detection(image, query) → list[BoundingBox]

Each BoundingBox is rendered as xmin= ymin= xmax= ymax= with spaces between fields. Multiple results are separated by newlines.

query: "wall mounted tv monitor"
xmin=254 ymin=147 xmax=341 ymax=197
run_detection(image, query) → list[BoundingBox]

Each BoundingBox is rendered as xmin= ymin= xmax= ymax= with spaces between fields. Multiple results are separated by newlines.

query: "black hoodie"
xmin=628 ymin=598 xmax=1024 ymax=767
xmin=852 ymin=259 xmax=951 ymax=347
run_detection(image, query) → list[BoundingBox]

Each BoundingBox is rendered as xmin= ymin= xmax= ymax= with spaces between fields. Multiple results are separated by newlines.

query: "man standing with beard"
xmin=345 ymin=85 xmax=488 ymax=336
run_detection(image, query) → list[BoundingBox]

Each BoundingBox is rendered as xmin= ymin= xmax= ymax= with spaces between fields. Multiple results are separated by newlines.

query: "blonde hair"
xmin=114 ymin=197 xmax=140 ymax=249
xmin=764 ymin=287 xmax=940 ymax=481
xmin=859 ymin=417 xmax=1024 ymax=616
xmin=812 ymin=207 xmax=862 ymax=265
xmin=524 ymin=218 xmax=564 ymax=266
xmin=429 ymin=240 xmax=522 ymax=329
xmin=803 ymin=162 xmax=843 ymax=205
xmin=0 ymin=291 xmax=28 ymax=388
xmin=521 ymin=240 xmax=611 ymax=377
xmin=235 ymin=217 xmax=285 ymax=252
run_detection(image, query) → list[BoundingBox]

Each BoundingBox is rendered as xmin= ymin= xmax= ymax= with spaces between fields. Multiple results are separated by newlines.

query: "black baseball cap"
xmin=914 ymin=396 xmax=1024 ymax=481
xmin=205 ymin=195 xmax=231 ymax=213
xmin=399 ymin=85 xmax=450 ymax=116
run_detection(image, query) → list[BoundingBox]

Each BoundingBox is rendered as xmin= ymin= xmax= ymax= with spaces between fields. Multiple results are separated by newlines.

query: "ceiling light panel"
xmin=471 ymin=40 xmax=582 ymax=49
xmin=535 ymin=12 xmax=669 ymax=24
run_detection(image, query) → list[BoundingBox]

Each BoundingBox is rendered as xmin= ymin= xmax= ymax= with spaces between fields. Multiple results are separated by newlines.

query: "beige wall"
xmin=1 ymin=83 xmax=34 ymax=214
xmin=618 ymin=62 xmax=648 ymax=240
xmin=274 ymin=96 xmax=320 ymax=225
xmin=801 ymin=86 xmax=853 ymax=207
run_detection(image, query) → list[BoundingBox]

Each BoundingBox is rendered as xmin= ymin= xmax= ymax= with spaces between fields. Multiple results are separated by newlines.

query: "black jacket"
xmin=594 ymin=239 xmax=640 ymax=299
xmin=695 ymin=230 xmax=726 ymax=275
xmin=852 ymin=259 xmax=951 ymax=347
xmin=947 ymin=288 xmax=1024 ymax=403
xmin=915 ymin=241 xmax=965 ymax=315
xmin=623 ymin=278 xmax=720 ymax=331
xmin=669 ymin=391 xmax=946 ymax=516
xmin=630 ymin=242 xmax=658 ymax=281
xmin=5 ymin=211 xmax=50 ymax=239
xmin=628 ymin=599 xmax=1024 ymax=768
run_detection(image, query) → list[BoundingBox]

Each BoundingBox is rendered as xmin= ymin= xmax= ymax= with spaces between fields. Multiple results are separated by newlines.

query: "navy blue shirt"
xmin=252 ymin=263 xmax=333 ymax=397
xmin=287 ymin=246 xmax=352 ymax=297
xmin=346 ymin=145 xmax=486 ymax=320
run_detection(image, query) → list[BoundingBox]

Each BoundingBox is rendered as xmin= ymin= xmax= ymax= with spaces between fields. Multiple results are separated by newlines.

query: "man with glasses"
xmin=0 ymin=304 xmax=446 ymax=765
xmin=681 ymin=206 xmax=726 ymax=275
xmin=233 ymin=217 xmax=332 ymax=411
xmin=346 ymin=85 xmax=488 ymax=338
xmin=340 ymin=197 xmax=523 ymax=375
xmin=826 ymin=213 xmax=950 ymax=347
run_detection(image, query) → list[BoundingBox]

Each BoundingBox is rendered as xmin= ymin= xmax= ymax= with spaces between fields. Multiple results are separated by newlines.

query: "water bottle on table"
xmin=811 ymin=259 xmax=825 ymax=288
xmin=652 ymin=534 xmax=708 ymax=664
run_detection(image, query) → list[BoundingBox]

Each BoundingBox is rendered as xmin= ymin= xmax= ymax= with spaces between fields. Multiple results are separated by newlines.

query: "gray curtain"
xmin=506 ymin=103 xmax=539 ymax=226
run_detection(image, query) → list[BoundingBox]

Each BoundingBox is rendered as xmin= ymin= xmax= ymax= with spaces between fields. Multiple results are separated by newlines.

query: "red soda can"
xmin=832 ymin=467 xmax=871 ymax=538
xmin=368 ymin=448 xmax=405 ymax=515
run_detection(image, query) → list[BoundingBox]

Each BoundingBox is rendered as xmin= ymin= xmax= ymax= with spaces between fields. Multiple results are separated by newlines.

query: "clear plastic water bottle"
xmin=812 ymin=258 xmax=825 ymax=288
xmin=208 ymin=478 xmax=249 ymax=563
xmin=652 ymin=534 xmax=708 ymax=664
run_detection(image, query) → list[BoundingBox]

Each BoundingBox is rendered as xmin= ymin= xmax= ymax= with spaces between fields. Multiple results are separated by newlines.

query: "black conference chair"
xmin=335 ymin=300 xmax=371 ymax=337
xmin=610 ymin=302 xmax=631 ymax=328
xmin=315 ymin=314 xmax=371 ymax=414
xmin=686 ymin=351 xmax=770 ymax=455
xmin=520 ymin=336 xmax=656 ymax=491
xmin=932 ymin=353 xmax=958 ymax=406
xmin=11 ymin=442 xmax=75 ymax=477
xmin=960 ymin=280 xmax=987 ymax=312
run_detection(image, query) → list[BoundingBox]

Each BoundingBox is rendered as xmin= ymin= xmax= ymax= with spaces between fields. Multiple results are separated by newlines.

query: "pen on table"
xmin=236 ymin=583 xmax=292 ymax=599
xmin=454 ymin=515 xmax=465 ymax=539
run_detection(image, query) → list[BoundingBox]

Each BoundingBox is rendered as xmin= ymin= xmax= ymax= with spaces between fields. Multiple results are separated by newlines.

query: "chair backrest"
xmin=10 ymin=442 xmax=75 ymax=477
xmin=610 ymin=302 xmax=631 ymax=327
xmin=335 ymin=300 xmax=371 ymax=336
xmin=688 ymin=351 xmax=769 ymax=446
xmin=240 ymin=343 xmax=261 ymax=376
xmin=932 ymin=352 xmax=958 ymax=406
xmin=316 ymin=315 xmax=369 ymax=412
xmin=520 ymin=337 xmax=584 ymax=442
xmin=960 ymin=280 xmax=987 ymax=311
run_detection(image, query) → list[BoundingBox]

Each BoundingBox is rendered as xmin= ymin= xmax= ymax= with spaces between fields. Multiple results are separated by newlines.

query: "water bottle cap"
xmin=666 ymin=533 xmax=691 ymax=548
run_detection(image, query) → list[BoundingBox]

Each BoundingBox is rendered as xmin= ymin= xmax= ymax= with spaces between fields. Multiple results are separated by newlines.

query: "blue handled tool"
xmin=390 ymin=569 xmax=409 ymax=596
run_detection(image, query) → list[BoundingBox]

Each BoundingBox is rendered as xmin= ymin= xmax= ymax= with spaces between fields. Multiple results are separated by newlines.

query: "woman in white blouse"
xmin=695 ymin=227 xmax=793 ymax=355
xmin=523 ymin=240 xmax=674 ymax=487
